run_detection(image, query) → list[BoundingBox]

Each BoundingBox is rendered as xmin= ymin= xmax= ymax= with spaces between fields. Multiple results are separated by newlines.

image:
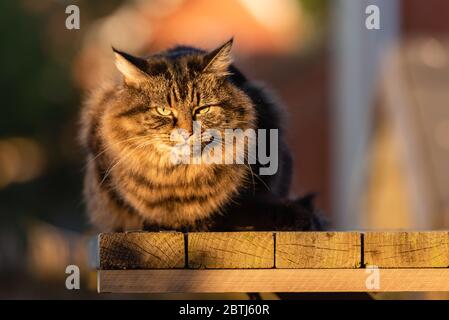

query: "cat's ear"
xmin=112 ymin=47 xmax=149 ymax=86
xmin=203 ymin=38 xmax=233 ymax=76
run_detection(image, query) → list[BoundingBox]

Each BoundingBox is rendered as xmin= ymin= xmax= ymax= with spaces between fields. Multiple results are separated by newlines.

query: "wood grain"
xmin=188 ymin=232 xmax=274 ymax=269
xmin=276 ymin=232 xmax=362 ymax=268
xmin=98 ymin=269 xmax=449 ymax=293
xmin=99 ymin=232 xmax=185 ymax=269
xmin=364 ymin=231 xmax=449 ymax=267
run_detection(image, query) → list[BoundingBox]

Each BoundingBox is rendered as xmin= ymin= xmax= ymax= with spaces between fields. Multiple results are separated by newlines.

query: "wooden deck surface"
xmin=96 ymin=231 xmax=449 ymax=293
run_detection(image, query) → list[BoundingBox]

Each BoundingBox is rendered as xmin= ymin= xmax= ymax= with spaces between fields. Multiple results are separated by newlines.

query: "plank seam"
xmin=361 ymin=232 xmax=365 ymax=268
xmin=273 ymin=232 xmax=276 ymax=268
xmin=184 ymin=232 xmax=188 ymax=269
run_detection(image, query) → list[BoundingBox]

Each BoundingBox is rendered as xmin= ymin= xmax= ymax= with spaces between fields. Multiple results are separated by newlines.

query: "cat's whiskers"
xmin=86 ymin=134 xmax=153 ymax=169
xmin=244 ymin=163 xmax=256 ymax=195
xmin=240 ymin=148 xmax=271 ymax=192
xmin=98 ymin=140 xmax=153 ymax=188
xmin=202 ymin=135 xmax=263 ymax=193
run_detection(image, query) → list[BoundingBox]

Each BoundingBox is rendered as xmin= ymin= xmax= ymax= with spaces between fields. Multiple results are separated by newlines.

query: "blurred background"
xmin=0 ymin=0 xmax=448 ymax=299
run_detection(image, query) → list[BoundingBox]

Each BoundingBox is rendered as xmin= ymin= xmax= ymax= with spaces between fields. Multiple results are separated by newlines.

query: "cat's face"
xmin=101 ymin=40 xmax=256 ymax=167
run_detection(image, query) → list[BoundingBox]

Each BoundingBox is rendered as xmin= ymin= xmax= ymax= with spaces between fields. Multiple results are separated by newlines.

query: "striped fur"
xmin=79 ymin=40 xmax=302 ymax=232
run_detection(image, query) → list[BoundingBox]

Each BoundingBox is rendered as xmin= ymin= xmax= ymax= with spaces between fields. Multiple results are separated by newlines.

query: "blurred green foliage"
xmin=0 ymin=1 xmax=121 ymax=229
xmin=300 ymin=0 xmax=329 ymax=21
xmin=0 ymin=1 xmax=70 ymax=136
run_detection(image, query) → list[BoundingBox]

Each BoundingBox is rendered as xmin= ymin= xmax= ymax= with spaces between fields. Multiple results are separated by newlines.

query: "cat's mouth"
xmin=162 ymin=131 xmax=225 ymax=165
xmin=170 ymin=132 xmax=219 ymax=146
xmin=168 ymin=136 xmax=219 ymax=152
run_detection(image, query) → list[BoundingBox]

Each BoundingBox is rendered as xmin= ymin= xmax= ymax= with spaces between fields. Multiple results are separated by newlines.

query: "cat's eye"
xmin=195 ymin=106 xmax=210 ymax=115
xmin=156 ymin=106 xmax=172 ymax=116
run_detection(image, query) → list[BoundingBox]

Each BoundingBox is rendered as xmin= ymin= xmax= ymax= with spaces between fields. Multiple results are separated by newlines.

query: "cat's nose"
xmin=177 ymin=120 xmax=193 ymax=137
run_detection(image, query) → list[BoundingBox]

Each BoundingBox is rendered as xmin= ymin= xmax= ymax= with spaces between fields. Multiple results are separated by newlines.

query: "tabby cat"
xmin=79 ymin=39 xmax=322 ymax=232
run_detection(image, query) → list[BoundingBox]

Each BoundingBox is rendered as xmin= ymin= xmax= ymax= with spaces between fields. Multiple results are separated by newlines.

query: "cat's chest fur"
xmin=108 ymin=158 xmax=248 ymax=228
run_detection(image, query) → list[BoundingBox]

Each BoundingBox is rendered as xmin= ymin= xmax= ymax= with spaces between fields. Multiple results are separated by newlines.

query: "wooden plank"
xmin=98 ymin=269 xmax=449 ymax=293
xmin=99 ymin=232 xmax=185 ymax=269
xmin=276 ymin=232 xmax=361 ymax=268
xmin=188 ymin=232 xmax=274 ymax=269
xmin=364 ymin=231 xmax=449 ymax=267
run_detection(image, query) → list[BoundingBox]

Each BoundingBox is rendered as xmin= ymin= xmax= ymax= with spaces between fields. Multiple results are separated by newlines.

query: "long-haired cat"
xmin=80 ymin=39 xmax=323 ymax=232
